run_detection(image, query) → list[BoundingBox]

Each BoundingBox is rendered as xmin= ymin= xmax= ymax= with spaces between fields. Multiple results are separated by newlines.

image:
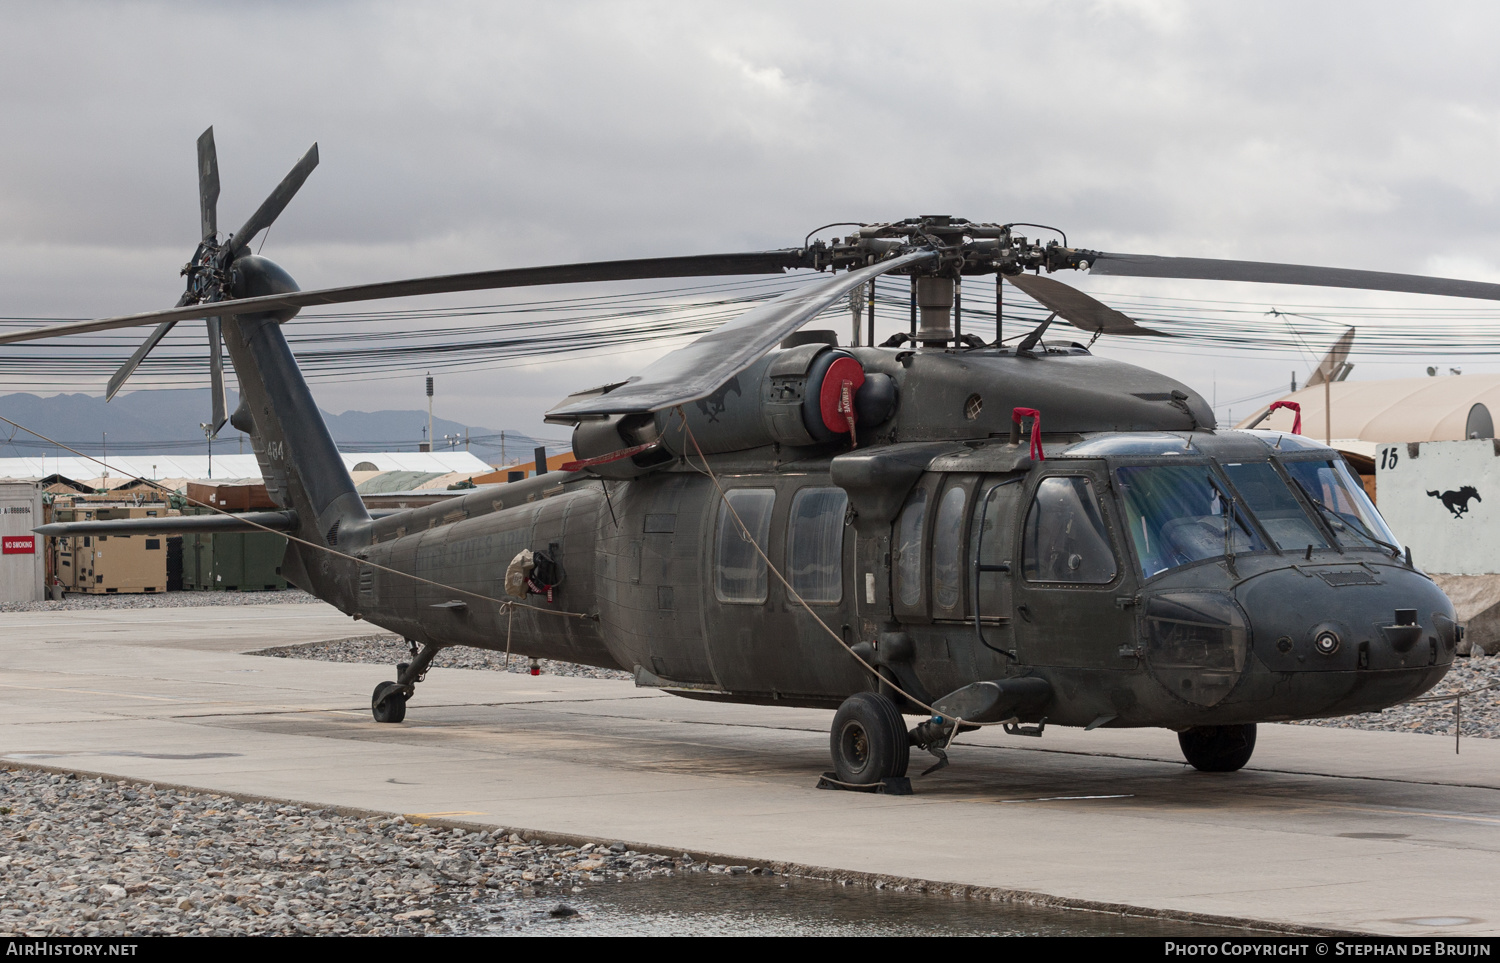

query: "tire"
xmin=1178 ymin=723 xmax=1256 ymax=772
xmin=830 ymin=692 xmax=910 ymax=784
xmin=371 ymin=681 xmax=407 ymax=724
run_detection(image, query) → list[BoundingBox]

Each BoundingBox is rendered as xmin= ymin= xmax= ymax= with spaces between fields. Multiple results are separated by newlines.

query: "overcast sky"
xmin=5 ymin=1 xmax=1500 ymax=442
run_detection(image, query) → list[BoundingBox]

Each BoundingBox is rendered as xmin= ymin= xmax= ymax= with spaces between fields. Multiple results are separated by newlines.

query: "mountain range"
xmin=0 ymin=390 xmax=554 ymax=463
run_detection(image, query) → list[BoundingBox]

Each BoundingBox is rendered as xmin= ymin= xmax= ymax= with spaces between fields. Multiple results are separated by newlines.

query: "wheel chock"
xmin=815 ymin=772 xmax=913 ymax=795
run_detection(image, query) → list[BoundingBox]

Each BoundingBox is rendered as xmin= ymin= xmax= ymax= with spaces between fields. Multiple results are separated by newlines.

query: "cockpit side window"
xmin=1022 ymin=476 xmax=1118 ymax=584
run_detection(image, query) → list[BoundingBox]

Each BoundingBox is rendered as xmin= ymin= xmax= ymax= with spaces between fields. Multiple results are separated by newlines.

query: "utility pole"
xmin=1325 ymin=361 xmax=1333 ymax=445
xmin=424 ymin=373 xmax=434 ymax=453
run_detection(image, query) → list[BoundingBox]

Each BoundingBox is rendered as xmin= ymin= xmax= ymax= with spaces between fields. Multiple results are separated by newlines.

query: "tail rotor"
xmin=105 ymin=126 xmax=318 ymax=439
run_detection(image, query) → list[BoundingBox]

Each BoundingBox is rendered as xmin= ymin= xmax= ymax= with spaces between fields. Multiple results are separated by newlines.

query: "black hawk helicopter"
xmin=17 ymin=129 xmax=1481 ymax=789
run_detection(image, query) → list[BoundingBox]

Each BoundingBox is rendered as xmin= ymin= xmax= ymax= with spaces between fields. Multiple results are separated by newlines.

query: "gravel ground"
xmin=0 ymin=766 xmax=731 ymax=937
xmin=1290 ymin=651 xmax=1500 ymax=739
xmin=257 ymin=634 xmax=632 ymax=680
xmin=0 ymin=589 xmax=324 ymax=614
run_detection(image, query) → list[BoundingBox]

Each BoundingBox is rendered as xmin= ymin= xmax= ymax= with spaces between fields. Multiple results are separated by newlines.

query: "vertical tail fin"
xmin=218 ymin=259 xmax=369 ymax=569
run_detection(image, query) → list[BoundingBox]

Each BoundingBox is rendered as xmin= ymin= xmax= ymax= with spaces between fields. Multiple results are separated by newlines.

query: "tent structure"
xmin=1238 ymin=373 xmax=1500 ymax=443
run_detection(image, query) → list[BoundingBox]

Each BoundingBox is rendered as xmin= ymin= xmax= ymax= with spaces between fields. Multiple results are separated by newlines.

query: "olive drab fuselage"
xmin=14 ymin=158 xmax=1467 ymax=745
xmin=297 ymin=339 xmax=1456 ymax=729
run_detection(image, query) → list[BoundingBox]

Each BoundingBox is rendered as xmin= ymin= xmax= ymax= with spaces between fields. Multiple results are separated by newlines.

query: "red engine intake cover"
xmin=818 ymin=356 xmax=866 ymax=434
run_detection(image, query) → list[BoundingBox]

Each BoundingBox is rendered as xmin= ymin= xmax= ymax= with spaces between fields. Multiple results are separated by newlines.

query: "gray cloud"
xmin=4 ymin=0 xmax=1500 ymax=438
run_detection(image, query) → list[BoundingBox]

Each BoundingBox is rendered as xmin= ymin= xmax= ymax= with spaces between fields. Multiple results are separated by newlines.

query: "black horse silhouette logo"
xmin=695 ymin=374 xmax=742 ymax=424
xmin=1428 ymin=486 xmax=1482 ymax=518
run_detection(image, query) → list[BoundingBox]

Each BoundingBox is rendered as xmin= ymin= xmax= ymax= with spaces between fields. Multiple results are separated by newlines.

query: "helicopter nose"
xmin=1233 ymin=564 xmax=1457 ymax=716
xmin=1238 ymin=565 xmax=1457 ymax=673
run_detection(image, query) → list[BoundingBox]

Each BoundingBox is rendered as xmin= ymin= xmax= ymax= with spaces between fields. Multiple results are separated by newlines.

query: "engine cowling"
xmin=568 ymin=342 xmax=898 ymax=478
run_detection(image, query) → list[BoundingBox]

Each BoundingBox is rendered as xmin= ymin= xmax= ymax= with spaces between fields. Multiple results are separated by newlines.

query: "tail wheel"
xmin=830 ymin=692 xmax=909 ymax=784
xmin=1178 ymin=723 xmax=1257 ymax=772
xmin=371 ymin=681 xmax=407 ymax=724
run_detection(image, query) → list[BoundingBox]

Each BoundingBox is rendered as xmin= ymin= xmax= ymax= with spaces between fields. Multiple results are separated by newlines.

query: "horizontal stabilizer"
xmin=36 ymin=510 xmax=299 ymax=538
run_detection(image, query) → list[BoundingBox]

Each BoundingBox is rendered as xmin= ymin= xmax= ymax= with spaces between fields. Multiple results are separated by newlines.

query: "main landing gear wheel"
xmin=829 ymin=692 xmax=910 ymax=785
xmin=371 ymin=681 xmax=407 ymax=724
xmin=1178 ymin=723 xmax=1257 ymax=772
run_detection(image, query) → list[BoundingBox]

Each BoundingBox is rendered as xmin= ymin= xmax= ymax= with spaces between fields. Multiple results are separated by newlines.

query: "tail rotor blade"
xmin=197 ymin=127 xmax=219 ymax=241
xmin=207 ymin=316 xmax=227 ymax=436
xmin=105 ymin=319 xmax=180 ymax=401
xmin=228 ymin=143 xmax=318 ymax=256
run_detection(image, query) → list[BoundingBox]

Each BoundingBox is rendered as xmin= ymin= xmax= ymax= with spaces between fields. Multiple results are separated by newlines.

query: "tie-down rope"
xmin=675 ymin=410 xmax=1008 ymax=763
xmin=1402 ymin=679 xmax=1500 ymax=754
xmin=0 ymin=414 xmax=593 ymax=626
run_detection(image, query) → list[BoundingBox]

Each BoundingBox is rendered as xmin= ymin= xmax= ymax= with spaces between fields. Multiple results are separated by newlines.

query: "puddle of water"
xmin=473 ymin=874 xmax=1263 ymax=937
xmin=5 ymin=751 xmax=241 ymax=760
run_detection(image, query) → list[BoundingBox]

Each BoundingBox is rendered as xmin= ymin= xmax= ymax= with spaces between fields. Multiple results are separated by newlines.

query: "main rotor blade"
xmin=206 ymin=316 xmax=227 ymax=435
xmin=1086 ymin=252 xmax=1500 ymax=301
xmin=197 ymin=127 xmax=219 ymax=241
xmin=227 ymin=142 xmax=319 ymax=256
xmin=548 ymin=250 xmax=936 ymax=419
xmin=0 ymin=250 xmax=816 ymax=346
xmin=1004 ymin=273 xmax=1165 ymax=337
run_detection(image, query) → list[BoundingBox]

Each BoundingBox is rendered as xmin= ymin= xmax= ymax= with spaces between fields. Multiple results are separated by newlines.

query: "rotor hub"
xmin=180 ymin=239 xmax=234 ymax=305
xmin=803 ymin=216 xmax=1092 ymax=280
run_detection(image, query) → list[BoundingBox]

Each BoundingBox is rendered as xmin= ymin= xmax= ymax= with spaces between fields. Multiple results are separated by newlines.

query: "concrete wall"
xmin=1376 ymin=440 xmax=1500 ymax=653
xmin=0 ymin=481 xmax=44 ymax=603
xmin=1377 ymin=439 xmax=1500 ymax=575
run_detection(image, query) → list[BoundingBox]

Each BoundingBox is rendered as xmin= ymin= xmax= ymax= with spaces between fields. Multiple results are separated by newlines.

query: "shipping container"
xmin=50 ymin=502 xmax=172 ymax=595
xmin=0 ymin=481 xmax=44 ymax=603
xmin=182 ymin=524 xmax=288 ymax=592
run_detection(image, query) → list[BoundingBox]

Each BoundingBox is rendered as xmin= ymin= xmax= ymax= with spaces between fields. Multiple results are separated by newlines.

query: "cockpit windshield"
xmin=1114 ymin=454 xmax=1398 ymax=579
xmin=1219 ymin=461 xmax=1329 ymax=552
xmin=1115 ymin=464 xmax=1266 ymax=578
xmin=1280 ymin=458 xmax=1400 ymax=553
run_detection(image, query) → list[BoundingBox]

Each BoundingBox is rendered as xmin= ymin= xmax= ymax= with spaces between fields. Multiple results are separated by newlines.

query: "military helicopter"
xmin=15 ymin=129 xmax=1484 ymax=790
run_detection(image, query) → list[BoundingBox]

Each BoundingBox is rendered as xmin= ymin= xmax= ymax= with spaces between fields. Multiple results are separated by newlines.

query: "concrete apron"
xmin=1 ymin=603 xmax=1497 ymax=937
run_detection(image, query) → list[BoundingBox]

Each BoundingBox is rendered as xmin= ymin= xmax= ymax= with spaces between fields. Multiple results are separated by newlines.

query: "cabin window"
xmin=1022 ymin=476 xmax=1118 ymax=584
xmin=973 ymin=480 xmax=1021 ymax=620
xmin=715 ymin=488 xmax=775 ymax=603
xmin=931 ymin=486 xmax=968 ymax=612
xmin=895 ymin=488 xmax=928 ymax=607
xmin=787 ymin=487 xmax=846 ymax=604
